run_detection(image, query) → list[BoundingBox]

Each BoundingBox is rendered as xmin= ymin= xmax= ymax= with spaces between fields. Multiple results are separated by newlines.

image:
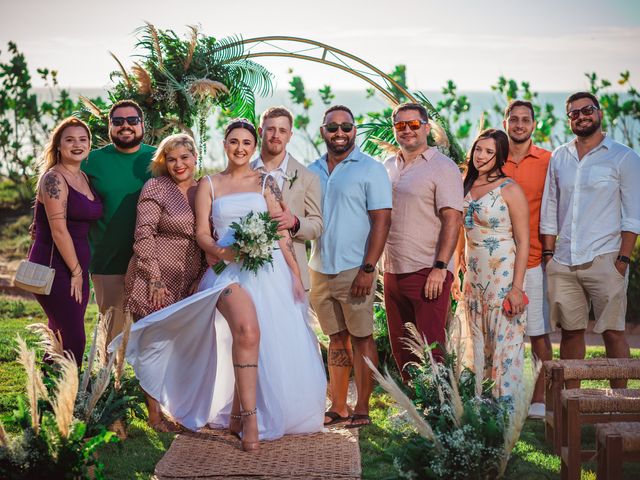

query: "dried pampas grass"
xmin=51 ymin=353 xmax=79 ymax=438
xmin=189 ymin=79 xmax=229 ymax=100
xmin=79 ymin=95 xmax=105 ymax=119
xmin=0 ymin=422 xmax=7 ymax=447
xmin=26 ymin=323 xmax=64 ymax=360
xmin=15 ymin=335 xmax=47 ymax=432
xmin=429 ymin=121 xmax=450 ymax=149
xmin=370 ymin=138 xmax=400 ymax=156
xmin=184 ymin=25 xmax=198 ymax=71
xmin=145 ymin=22 xmax=163 ymax=69
xmin=109 ymin=51 xmax=132 ymax=90
xmin=84 ymin=353 xmax=117 ymax=421
xmin=132 ymin=63 xmax=152 ymax=96
xmin=365 ymin=357 xmax=441 ymax=450
xmin=114 ymin=313 xmax=134 ymax=390
xmin=94 ymin=309 xmax=113 ymax=371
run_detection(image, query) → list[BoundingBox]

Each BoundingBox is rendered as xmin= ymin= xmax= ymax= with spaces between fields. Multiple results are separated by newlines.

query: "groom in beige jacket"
xmin=251 ymin=106 xmax=323 ymax=290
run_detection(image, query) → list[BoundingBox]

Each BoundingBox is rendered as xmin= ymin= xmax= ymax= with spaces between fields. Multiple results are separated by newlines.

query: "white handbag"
xmin=13 ymin=245 xmax=56 ymax=295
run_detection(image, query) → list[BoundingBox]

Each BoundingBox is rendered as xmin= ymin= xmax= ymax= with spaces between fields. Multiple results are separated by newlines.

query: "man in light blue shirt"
xmin=308 ymin=105 xmax=392 ymax=429
xmin=541 ymin=91 xmax=640 ymax=388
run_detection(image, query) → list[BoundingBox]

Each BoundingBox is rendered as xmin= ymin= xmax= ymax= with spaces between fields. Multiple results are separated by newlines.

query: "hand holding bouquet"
xmin=213 ymin=211 xmax=282 ymax=275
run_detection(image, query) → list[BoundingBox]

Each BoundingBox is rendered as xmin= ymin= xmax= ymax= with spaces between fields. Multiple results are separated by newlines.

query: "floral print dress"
xmin=461 ymin=179 xmax=525 ymax=402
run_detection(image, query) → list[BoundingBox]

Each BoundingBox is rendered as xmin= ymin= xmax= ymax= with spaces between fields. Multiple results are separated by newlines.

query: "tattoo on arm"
xmin=221 ymin=287 xmax=233 ymax=297
xmin=262 ymin=174 xmax=283 ymax=202
xmin=329 ymin=348 xmax=353 ymax=367
xmin=44 ymin=173 xmax=61 ymax=200
xmin=286 ymin=237 xmax=297 ymax=260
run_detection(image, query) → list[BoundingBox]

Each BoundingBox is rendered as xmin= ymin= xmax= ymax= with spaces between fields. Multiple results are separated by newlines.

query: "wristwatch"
xmin=361 ymin=263 xmax=375 ymax=273
xmin=433 ymin=260 xmax=447 ymax=270
xmin=617 ymin=255 xmax=631 ymax=264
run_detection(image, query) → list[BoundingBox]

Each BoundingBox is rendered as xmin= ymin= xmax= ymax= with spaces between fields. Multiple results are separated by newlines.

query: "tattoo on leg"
xmin=222 ymin=287 xmax=233 ymax=297
xmin=44 ymin=173 xmax=61 ymax=200
xmin=233 ymin=363 xmax=258 ymax=368
xmin=329 ymin=348 xmax=353 ymax=367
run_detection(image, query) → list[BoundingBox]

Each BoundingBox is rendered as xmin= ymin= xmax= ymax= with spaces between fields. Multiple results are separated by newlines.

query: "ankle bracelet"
xmin=241 ymin=408 xmax=257 ymax=417
xmin=230 ymin=413 xmax=241 ymax=420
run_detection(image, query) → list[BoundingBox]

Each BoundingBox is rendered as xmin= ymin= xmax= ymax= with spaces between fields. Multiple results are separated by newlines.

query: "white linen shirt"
xmin=253 ymin=152 xmax=290 ymax=191
xmin=540 ymin=134 xmax=640 ymax=266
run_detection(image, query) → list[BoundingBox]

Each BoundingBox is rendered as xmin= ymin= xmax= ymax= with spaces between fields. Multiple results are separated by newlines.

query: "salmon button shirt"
xmin=502 ymin=143 xmax=551 ymax=268
xmin=383 ymin=148 xmax=463 ymax=274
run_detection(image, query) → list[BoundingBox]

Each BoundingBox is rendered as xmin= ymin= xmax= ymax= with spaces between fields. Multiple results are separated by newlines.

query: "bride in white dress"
xmin=113 ymin=120 xmax=326 ymax=452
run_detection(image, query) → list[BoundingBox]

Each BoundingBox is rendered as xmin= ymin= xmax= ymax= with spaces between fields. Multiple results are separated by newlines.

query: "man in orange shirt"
xmin=502 ymin=100 xmax=552 ymax=419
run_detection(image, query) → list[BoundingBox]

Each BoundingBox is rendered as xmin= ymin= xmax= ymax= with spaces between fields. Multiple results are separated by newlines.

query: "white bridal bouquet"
xmin=213 ymin=210 xmax=282 ymax=275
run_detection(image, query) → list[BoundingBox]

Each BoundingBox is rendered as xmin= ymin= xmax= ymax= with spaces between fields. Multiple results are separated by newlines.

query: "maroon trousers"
xmin=383 ymin=268 xmax=453 ymax=380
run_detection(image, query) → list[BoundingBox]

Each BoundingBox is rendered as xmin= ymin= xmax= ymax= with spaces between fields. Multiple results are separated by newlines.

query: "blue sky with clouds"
xmin=1 ymin=0 xmax=638 ymax=92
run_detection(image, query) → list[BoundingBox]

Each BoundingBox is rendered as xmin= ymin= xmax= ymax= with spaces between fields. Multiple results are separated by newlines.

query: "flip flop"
xmin=324 ymin=411 xmax=350 ymax=426
xmin=345 ymin=413 xmax=371 ymax=429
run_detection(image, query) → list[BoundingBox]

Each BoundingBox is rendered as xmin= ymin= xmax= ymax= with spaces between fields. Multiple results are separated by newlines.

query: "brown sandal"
xmin=240 ymin=408 xmax=260 ymax=452
xmin=229 ymin=413 xmax=242 ymax=439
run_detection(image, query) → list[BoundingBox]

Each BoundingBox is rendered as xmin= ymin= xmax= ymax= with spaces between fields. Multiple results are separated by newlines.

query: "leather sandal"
xmin=240 ymin=408 xmax=260 ymax=452
xmin=229 ymin=413 xmax=242 ymax=439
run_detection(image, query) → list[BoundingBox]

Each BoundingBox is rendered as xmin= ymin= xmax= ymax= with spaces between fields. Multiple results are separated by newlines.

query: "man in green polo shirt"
xmin=82 ymin=100 xmax=155 ymax=343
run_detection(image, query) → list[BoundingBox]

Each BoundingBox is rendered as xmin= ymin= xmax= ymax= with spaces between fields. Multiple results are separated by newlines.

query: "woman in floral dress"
xmin=453 ymin=129 xmax=530 ymax=403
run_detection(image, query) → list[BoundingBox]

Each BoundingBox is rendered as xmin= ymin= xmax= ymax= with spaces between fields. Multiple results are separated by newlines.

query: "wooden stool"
xmin=560 ymin=389 xmax=640 ymax=480
xmin=596 ymin=422 xmax=640 ymax=479
xmin=544 ymin=359 xmax=640 ymax=454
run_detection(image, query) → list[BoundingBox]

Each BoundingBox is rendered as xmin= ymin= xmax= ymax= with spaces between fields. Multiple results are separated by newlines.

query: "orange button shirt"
xmin=502 ymin=143 xmax=551 ymax=268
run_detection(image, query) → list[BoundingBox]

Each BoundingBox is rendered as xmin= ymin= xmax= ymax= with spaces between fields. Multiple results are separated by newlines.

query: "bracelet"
xmin=616 ymin=255 xmax=631 ymax=265
xmin=291 ymin=216 xmax=301 ymax=234
xmin=511 ymin=285 xmax=525 ymax=294
xmin=71 ymin=263 xmax=82 ymax=277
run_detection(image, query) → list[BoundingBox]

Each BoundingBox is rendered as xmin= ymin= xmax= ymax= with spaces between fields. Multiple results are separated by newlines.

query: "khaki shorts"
xmin=546 ymin=252 xmax=628 ymax=333
xmin=309 ymin=267 xmax=376 ymax=338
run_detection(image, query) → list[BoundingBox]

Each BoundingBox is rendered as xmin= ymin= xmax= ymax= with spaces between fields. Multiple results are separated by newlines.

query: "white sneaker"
xmin=528 ymin=402 xmax=545 ymax=419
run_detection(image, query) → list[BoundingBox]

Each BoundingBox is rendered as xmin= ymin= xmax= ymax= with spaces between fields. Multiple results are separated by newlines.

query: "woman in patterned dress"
xmin=123 ymin=133 xmax=207 ymax=431
xmin=452 ymin=129 xmax=529 ymax=403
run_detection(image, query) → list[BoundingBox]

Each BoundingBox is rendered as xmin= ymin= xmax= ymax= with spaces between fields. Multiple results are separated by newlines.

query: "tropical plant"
xmin=368 ymin=320 xmax=533 ymax=480
xmin=79 ymin=23 xmax=274 ymax=166
xmin=0 ymin=337 xmax=117 ymax=479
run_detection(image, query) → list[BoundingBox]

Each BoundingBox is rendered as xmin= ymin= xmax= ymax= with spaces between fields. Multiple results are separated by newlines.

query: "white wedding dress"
xmin=110 ymin=179 xmax=327 ymax=440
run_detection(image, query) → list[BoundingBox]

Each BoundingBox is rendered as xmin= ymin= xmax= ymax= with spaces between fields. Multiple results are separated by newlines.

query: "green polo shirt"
xmin=82 ymin=143 xmax=155 ymax=274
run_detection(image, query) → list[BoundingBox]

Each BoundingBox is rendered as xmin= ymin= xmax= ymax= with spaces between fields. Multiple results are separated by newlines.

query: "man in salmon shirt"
xmin=502 ymin=100 xmax=552 ymax=419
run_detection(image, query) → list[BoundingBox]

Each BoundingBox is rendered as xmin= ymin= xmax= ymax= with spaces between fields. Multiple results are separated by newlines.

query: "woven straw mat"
xmin=154 ymin=427 xmax=361 ymax=479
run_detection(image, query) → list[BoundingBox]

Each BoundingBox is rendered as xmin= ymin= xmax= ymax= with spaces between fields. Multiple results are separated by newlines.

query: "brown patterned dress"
xmin=124 ymin=175 xmax=206 ymax=318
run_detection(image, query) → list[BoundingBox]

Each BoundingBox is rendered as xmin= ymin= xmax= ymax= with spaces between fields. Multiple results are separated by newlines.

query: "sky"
xmin=1 ymin=0 xmax=639 ymax=93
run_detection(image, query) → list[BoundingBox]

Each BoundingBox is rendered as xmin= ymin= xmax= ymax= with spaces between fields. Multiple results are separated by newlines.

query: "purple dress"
xmin=29 ymin=178 xmax=103 ymax=365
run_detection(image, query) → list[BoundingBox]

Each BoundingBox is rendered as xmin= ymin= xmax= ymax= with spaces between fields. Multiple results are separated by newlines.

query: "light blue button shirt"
xmin=540 ymin=134 xmax=640 ymax=266
xmin=308 ymin=146 xmax=392 ymax=274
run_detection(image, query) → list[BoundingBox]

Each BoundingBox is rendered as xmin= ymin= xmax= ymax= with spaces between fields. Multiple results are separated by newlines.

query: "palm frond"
xmin=109 ymin=51 xmax=132 ymax=90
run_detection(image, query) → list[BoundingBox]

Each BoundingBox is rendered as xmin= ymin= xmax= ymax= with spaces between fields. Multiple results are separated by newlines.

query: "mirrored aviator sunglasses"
xmin=393 ymin=119 xmax=427 ymax=131
xmin=111 ymin=116 xmax=142 ymax=127
xmin=323 ymin=122 xmax=354 ymax=133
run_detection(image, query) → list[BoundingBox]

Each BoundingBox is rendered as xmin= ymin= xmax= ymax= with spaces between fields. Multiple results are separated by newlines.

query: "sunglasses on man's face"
xmin=393 ymin=119 xmax=428 ymax=131
xmin=567 ymin=105 xmax=599 ymax=120
xmin=322 ymin=122 xmax=354 ymax=133
xmin=111 ymin=116 xmax=142 ymax=127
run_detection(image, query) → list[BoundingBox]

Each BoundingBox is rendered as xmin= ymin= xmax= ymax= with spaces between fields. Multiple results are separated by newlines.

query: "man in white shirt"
xmin=250 ymin=106 xmax=323 ymax=290
xmin=540 ymin=92 xmax=640 ymax=388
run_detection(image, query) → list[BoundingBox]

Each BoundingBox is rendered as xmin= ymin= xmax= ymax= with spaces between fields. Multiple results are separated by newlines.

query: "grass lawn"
xmin=1 ymin=294 xmax=639 ymax=479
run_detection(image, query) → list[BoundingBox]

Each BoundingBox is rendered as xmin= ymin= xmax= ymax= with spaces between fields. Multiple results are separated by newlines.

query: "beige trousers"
xmin=92 ymin=274 xmax=127 ymax=345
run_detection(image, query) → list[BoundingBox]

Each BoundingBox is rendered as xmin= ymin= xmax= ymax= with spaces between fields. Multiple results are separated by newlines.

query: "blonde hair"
xmin=37 ymin=117 xmax=92 ymax=190
xmin=149 ymin=133 xmax=197 ymax=177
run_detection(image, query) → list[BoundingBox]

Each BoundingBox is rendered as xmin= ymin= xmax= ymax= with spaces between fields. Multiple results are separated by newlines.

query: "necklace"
xmin=58 ymin=163 xmax=83 ymax=181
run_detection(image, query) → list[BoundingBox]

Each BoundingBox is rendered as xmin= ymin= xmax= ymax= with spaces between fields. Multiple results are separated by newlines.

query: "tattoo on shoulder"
xmin=222 ymin=287 xmax=233 ymax=297
xmin=44 ymin=173 xmax=61 ymax=200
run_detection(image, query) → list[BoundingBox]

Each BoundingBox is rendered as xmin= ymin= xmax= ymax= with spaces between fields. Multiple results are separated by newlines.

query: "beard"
xmin=110 ymin=129 xmax=144 ymax=149
xmin=325 ymin=135 xmax=356 ymax=155
xmin=508 ymin=131 xmax=532 ymax=144
xmin=572 ymin=117 xmax=601 ymax=137
xmin=264 ymin=141 xmax=285 ymax=156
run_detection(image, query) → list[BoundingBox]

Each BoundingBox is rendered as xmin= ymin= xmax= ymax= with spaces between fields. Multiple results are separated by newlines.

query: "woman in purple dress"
xmin=29 ymin=117 xmax=103 ymax=366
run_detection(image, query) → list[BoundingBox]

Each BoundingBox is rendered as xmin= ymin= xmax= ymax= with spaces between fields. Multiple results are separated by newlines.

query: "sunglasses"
xmin=567 ymin=105 xmax=599 ymax=120
xmin=111 ymin=116 xmax=142 ymax=127
xmin=322 ymin=122 xmax=354 ymax=133
xmin=393 ymin=119 xmax=428 ymax=131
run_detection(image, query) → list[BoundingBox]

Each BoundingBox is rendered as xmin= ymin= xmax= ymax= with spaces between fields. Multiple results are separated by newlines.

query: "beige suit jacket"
xmin=251 ymin=154 xmax=323 ymax=289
